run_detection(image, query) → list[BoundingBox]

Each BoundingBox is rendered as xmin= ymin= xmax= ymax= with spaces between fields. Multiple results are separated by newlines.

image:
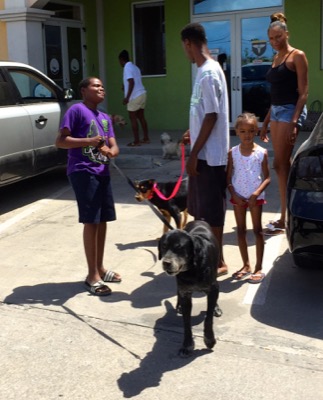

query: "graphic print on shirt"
xmin=83 ymin=119 xmax=110 ymax=164
xmin=190 ymin=70 xmax=221 ymax=117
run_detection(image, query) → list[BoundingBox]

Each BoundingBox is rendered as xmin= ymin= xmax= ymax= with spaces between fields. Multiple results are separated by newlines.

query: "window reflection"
xmin=193 ymin=0 xmax=282 ymax=14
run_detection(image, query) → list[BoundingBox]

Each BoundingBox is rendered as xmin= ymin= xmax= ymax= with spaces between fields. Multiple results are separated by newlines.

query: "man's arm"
xmin=186 ymin=112 xmax=217 ymax=176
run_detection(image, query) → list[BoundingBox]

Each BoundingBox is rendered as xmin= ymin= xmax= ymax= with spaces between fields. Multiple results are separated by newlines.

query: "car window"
xmin=0 ymin=75 xmax=16 ymax=106
xmin=297 ymin=156 xmax=323 ymax=179
xmin=8 ymin=70 xmax=57 ymax=103
xmin=242 ymin=64 xmax=270 ymax=81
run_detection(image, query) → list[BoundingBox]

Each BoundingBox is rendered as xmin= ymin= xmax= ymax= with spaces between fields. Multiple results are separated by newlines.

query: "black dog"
xmin=158 ymin=220 xmax=220 ymax=357
xmin=135 ymin=178 xmax=188 ymax=234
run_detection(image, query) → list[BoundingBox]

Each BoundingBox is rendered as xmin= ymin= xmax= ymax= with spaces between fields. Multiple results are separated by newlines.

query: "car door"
xmin=0 ymin=71 xmax=34 ymax=184
xmin=6 ymin=68 xmax=67 ymax=173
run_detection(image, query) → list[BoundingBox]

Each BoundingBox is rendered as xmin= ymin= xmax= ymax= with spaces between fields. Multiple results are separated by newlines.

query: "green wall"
xmin=103 ymin=0 xmax=191 ymax=131
xmin=67 ymin=0 xmax=323 ymax=128
xmin=286 ymin=0 xmax=323 ymax=106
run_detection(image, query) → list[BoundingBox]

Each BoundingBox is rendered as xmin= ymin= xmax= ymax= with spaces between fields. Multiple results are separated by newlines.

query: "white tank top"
xmin=231 ymin=144 xmax=266 ymax=200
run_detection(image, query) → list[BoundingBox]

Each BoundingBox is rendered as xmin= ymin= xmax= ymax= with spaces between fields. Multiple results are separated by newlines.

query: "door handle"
xmin=236 ymin=76 xmax=240 ymax=91
xmin=35 ymin=115 xmax=48 ymax=125
xmin=232 ymin=76 xmax=236 ymax=91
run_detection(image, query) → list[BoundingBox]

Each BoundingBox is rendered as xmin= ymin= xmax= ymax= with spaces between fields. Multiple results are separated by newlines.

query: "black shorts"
xmin=69 ymin=171 xmax=116 ymax=224
xmin=188 ymin=160 xmax=226 ymax=227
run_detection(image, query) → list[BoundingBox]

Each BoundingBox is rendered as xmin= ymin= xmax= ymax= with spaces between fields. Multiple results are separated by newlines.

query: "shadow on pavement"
xmin=4 ymin=281 xmax=84 ymax=306
xmin=251 ymin=250 xmax=323 ymax=340
xmin=117 ymin=300 xmax=214 ymax=398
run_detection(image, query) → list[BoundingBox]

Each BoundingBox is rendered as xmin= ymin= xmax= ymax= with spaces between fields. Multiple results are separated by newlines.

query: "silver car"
xmin=0 ymin=61 xmax=74 ymax=186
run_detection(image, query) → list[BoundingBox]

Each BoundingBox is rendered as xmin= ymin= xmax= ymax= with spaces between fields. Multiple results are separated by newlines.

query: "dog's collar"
xmin=147 ymin=184 xmax=157 ymax=200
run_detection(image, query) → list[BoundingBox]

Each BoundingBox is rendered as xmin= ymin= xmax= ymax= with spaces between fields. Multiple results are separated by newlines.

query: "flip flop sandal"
xmin=102 ymin=270 xmax=122 ymax=283
xmin=263 ymin=228 xmax=285 ymax=236
xmin=217 ymin=267 xmax=228 ymax=277
xmin=248 ymin=273 xmax=265 ymax=284
xmin=127 ymin=142 xmax=141 ymax=147
xmin=85 ymin=280 xmax=112 ymax=296
xmin=232 ymin=270 xmax=251 ymax=280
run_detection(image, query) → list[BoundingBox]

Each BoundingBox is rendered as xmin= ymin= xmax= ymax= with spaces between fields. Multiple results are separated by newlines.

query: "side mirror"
xmin=64 ymin=88 xmax=75 ymax=100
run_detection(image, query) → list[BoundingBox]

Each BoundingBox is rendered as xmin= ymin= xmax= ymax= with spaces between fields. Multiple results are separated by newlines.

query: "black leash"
xmin=110 ymin=159 xmax=175 ymax=231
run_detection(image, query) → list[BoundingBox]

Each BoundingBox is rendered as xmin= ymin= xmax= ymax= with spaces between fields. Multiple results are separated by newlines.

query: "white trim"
xmin=0 ymin=8 xmax=53 ymax=22
xmin=96 ymin=0 xmax=107 ymax=109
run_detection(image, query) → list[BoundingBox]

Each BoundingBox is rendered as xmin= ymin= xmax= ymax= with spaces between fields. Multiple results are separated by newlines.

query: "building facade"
xmin=0 ymin=0 xmax=322 ymax=130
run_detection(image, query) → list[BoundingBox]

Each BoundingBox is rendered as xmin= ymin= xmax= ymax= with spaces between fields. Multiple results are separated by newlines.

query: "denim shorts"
xmin=270 ymin=104 xmax=307 ymax=127
xmin=69 ymin=171 xmax=116 ymax=224
xmin=188 ymin=161 xmax=226 ymax=227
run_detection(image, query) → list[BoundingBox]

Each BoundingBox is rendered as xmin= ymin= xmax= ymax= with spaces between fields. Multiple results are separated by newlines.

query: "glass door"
xmin=44 ymin=21 xmax=85 ymax=95
xmin=195 ymin=9 xmax=279 ymax=125
xmin=238 ymin=13 xmax=276 ymax=122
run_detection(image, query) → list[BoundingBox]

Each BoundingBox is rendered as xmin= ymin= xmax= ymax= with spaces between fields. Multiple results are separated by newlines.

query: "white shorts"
xmin=127 ymin=93 xmax=147 ymax=112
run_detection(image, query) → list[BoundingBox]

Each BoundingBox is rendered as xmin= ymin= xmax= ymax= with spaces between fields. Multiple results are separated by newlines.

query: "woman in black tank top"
xmin=260 ymin=13 xmax=308 ymax=234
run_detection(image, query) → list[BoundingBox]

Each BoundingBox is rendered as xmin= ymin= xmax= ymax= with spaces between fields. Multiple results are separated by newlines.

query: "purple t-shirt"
xmin=60 ymin=103 xmax=115 ymax=176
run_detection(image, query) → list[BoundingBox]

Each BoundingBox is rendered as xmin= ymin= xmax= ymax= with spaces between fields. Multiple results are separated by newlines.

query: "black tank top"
xmin=266 ymin=50 xmax=298 ymax=105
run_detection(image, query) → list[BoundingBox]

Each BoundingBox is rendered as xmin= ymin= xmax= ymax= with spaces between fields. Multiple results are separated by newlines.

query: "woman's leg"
xmin=270 ymin=121 xmax=295 ymax=226
xmin=128 ymin=110 xmax=140 ymax=143
xmin=136 ymin=108 xmax=149 ymax=141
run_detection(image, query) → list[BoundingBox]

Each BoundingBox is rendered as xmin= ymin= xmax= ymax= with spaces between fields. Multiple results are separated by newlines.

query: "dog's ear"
xmin=148 ymin=179 xmax=156 ymax=187
xmin=158 ymin=235 xmax=165 ymax=260
xmin=191 ymin=236 xmax=205 ymax=268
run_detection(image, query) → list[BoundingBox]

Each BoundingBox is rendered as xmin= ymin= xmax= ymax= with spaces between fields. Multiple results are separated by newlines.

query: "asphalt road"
xmin=0 ymin=133 xmax=323 ymax=399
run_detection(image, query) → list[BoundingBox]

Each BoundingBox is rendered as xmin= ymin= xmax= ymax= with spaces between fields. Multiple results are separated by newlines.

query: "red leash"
xmin=152 ymin=143 xmax=186 ymax=201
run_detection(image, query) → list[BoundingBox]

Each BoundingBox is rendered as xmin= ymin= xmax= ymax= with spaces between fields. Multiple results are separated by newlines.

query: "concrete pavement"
xmin=1 ymin=127 xmax=323 ymax=400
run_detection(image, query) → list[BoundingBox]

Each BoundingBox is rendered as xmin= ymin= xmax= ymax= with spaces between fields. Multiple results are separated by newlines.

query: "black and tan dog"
xmin=158 ymin=220 xmax=220 ymax=357
xmin=134 ymin=178 xmax=188 ymax=234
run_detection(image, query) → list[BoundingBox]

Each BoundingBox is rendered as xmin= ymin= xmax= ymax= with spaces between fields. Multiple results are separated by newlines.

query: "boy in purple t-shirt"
xmin=56 ymin=77 xmax=121 ymax=296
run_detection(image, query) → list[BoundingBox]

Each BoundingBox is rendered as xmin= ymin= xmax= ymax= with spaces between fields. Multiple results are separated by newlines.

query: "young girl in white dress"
xmin=227 ymin=113 xmax=271 ymax=283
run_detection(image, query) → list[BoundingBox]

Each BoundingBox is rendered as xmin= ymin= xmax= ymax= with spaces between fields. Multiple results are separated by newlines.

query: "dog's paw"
xmin=213 ymin=304 xmax=223 ymax=318
xmin=178 ymin=343 xmax=195 ymax=358
xmin=204 ymin=334 xmax=216 ymax=349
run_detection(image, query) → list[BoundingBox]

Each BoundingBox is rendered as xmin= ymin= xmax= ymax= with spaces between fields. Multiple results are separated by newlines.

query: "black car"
xmin=287 ymin=115 xmax=323 ymax=267
xmin=241 ymin=62 xmax=271 ymax=121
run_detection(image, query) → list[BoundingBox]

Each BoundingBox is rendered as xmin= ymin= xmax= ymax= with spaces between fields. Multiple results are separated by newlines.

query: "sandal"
xmin=263 ymin=228 xmax=285 ymax=236
xmin=263 ymin=220 xmax=285 ymax=236
xmin=248 ymin=273 xmax=265 ymax=284
xmin=217 ymin=266 xmax=228 ymax=277
xmin=232 ymin=269 xmax=251 ymax=280
xmin=127 ymin=142 xmax=141 ymax=147
xmin=101 ymin=270 xmax=122 ymax=283
xmin=140 ymin=139 xmax=150 ymax=144
xmin=84 ymin=280 xmax=112 ymax=296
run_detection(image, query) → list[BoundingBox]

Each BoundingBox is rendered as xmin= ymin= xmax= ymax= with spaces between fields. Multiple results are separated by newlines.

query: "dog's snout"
xmin=162 ymin=258 xmax=181 ymax=276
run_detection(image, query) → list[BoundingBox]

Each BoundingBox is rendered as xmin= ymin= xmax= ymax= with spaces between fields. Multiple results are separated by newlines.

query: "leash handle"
xmin=153 ymin=143 xmax=186 ymax=201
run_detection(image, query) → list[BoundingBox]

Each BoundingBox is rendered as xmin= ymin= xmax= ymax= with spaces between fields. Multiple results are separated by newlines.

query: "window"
xmin=133 ymin=1 xmax=166 ymax=76
xmin=193 ymin=0 xmax=282 ymax=14
xmin=8 ymin=70 xmax=56 ymax=103
xmin=43 ymin=1 xmax=82 ymax=20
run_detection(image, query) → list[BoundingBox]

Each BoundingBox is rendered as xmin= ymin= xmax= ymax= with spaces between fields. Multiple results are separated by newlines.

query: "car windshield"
xmin=242 ymin=64 xmax=270 ymax=81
